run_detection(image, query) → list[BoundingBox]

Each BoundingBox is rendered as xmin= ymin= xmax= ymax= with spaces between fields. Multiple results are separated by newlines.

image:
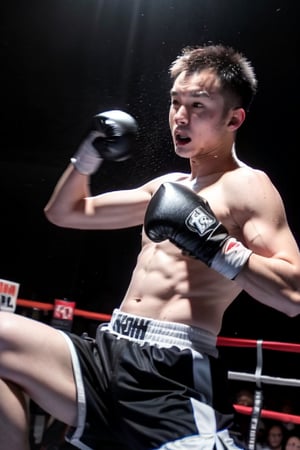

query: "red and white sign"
xmin=0 ymin=279 xmax=20 ymax=312
xmin=53 ymin=299 xmax=75 ymax=320
xmin=52 ymin=298 xmax=76 ymax=331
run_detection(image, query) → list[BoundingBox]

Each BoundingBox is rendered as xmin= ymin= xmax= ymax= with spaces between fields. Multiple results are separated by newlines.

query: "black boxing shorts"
xmin=60 ymin=309 xmax=244 ymax=450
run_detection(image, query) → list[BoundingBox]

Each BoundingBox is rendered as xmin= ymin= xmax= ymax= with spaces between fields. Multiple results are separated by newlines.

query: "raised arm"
xmin=44 ymin=110 xmax=151 ymax=230
xmin=44 ymin=109 xmax=186 ymax=231
xmin=44 ymin=163 xmax=152 ymax=230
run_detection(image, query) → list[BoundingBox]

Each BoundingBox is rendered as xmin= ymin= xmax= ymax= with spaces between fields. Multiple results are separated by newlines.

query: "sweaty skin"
xmin=45 ymin=69 xmax=300 ymax=334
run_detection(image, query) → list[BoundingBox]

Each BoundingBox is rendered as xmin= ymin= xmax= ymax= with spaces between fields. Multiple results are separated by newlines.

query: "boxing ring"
xmin=4 ymin=295 xmax=300 ymax=448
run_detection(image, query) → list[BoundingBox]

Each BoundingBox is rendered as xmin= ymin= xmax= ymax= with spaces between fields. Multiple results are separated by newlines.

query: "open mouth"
xmin=175 ymin=133 xmax=191 ymax=145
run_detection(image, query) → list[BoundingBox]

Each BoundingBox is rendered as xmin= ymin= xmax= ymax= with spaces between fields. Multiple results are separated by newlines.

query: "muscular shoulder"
xmin=141 ymin=171 xmax=190 ymax=195
xmin=224 ymin=165 xmax=269 ymax=188
xmin=223 ymin=166 xmax=283 ymax=210
xmin=222 ymin=166 xmax=289 ymax=252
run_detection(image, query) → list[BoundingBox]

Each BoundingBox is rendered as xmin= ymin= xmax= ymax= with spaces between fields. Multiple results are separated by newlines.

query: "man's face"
xmin=169 ymin=69 xmax=232 ymax=160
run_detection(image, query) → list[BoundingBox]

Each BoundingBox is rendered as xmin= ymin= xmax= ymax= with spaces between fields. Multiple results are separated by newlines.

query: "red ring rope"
xmin=17 ymin=298 xmax=111 ymax=321
xmin=16 ymin=298 xmax=300 ymax=353
xmin=217 ymin=336 xmax=300 ymax=354
xmin=234 ymin=404 xmax=300 ymax=424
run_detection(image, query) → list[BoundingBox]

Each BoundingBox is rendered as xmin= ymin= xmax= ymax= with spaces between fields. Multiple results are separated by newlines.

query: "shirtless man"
xmin=1 ymin=44 xmax=300 ymax=450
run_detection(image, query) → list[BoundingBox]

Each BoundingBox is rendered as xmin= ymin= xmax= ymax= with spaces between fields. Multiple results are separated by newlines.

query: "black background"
xmin=1 ymin=0 xmax=300 ymax=394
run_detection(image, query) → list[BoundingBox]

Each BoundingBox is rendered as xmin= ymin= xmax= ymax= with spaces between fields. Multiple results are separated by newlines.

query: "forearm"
xmin=236 ymin=253 xmax=300 ymax=317
xmin=45 ymin=109 xmax=137 ymax=229
xmin=44 ymin=164 xmax=91 ymax=227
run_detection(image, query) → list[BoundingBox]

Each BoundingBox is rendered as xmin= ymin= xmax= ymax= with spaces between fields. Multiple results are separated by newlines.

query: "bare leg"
xmin=0 ymin=379 xmax=30 ymax=450
xmin=0 ymin=311 xmax=78 ymax=449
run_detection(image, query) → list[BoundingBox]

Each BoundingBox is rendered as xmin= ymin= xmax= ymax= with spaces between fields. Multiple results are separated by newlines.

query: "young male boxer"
xmin=1 ymin=44 xmax=300 ymax=450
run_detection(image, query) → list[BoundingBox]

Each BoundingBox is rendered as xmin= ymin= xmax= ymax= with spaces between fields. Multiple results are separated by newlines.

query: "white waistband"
xmin=106 ymin=309 xmax=218 ymax=357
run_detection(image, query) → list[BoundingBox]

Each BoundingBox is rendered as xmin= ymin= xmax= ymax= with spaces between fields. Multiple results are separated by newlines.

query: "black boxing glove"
xmin=71 ymin=110 xmax=138 ymax=175
xmin=144 ymin=182 xmax=252 ymax=280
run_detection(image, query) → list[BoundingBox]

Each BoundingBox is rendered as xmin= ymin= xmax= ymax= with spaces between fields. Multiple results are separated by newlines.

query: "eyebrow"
xmin=170 ymin=89 xmax=210 ymax=98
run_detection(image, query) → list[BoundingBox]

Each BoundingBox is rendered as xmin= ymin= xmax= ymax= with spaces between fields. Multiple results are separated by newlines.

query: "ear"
xmin=227 ymin=108 xmax=246 ymax=131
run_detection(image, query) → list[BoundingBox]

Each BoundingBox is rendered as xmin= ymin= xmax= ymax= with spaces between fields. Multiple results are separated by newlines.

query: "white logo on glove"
xmin=185 ymin=207 xmax=216 ymax=235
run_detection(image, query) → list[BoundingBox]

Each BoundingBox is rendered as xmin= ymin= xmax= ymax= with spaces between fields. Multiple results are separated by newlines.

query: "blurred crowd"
xmin=233 ymin=388 xmax=300 ymax=450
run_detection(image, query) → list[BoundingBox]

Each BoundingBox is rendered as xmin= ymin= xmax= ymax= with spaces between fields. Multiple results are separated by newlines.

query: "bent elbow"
xmin=284 ymin=291 xmax=300 ymax=318
xmin=283 ymin=267 xmax=300 ymax=317
xmin=285 ymin=307 xmax=300 ymax=318
xmin=44 ymin=206 xmax=69 ymax=228
xmin=285 ymin=301 xmax=300 ymax=318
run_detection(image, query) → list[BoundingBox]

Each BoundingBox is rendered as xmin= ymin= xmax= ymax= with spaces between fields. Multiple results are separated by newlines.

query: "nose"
xmin=174 ymin=105 xmax=189 ymax=124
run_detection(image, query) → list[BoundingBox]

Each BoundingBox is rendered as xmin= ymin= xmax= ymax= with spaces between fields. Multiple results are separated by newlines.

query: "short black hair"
xmin=170 ymin=44 xmax=257 ymax=112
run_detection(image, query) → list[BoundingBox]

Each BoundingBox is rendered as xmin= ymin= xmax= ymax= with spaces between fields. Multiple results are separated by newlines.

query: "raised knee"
xmin=0 ymin=311 xmax=20 ymax=350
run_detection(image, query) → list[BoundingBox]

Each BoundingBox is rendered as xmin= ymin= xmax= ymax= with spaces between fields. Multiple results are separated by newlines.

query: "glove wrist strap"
xmin=71 ymin=141 xmax=103 ymax=175
xmin=211 ymin=237 xmax=252 ymax=280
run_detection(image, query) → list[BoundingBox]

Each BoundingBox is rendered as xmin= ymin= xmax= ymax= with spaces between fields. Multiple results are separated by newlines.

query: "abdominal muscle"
xmin=119 ymin=234 xmax=242 ymax=335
